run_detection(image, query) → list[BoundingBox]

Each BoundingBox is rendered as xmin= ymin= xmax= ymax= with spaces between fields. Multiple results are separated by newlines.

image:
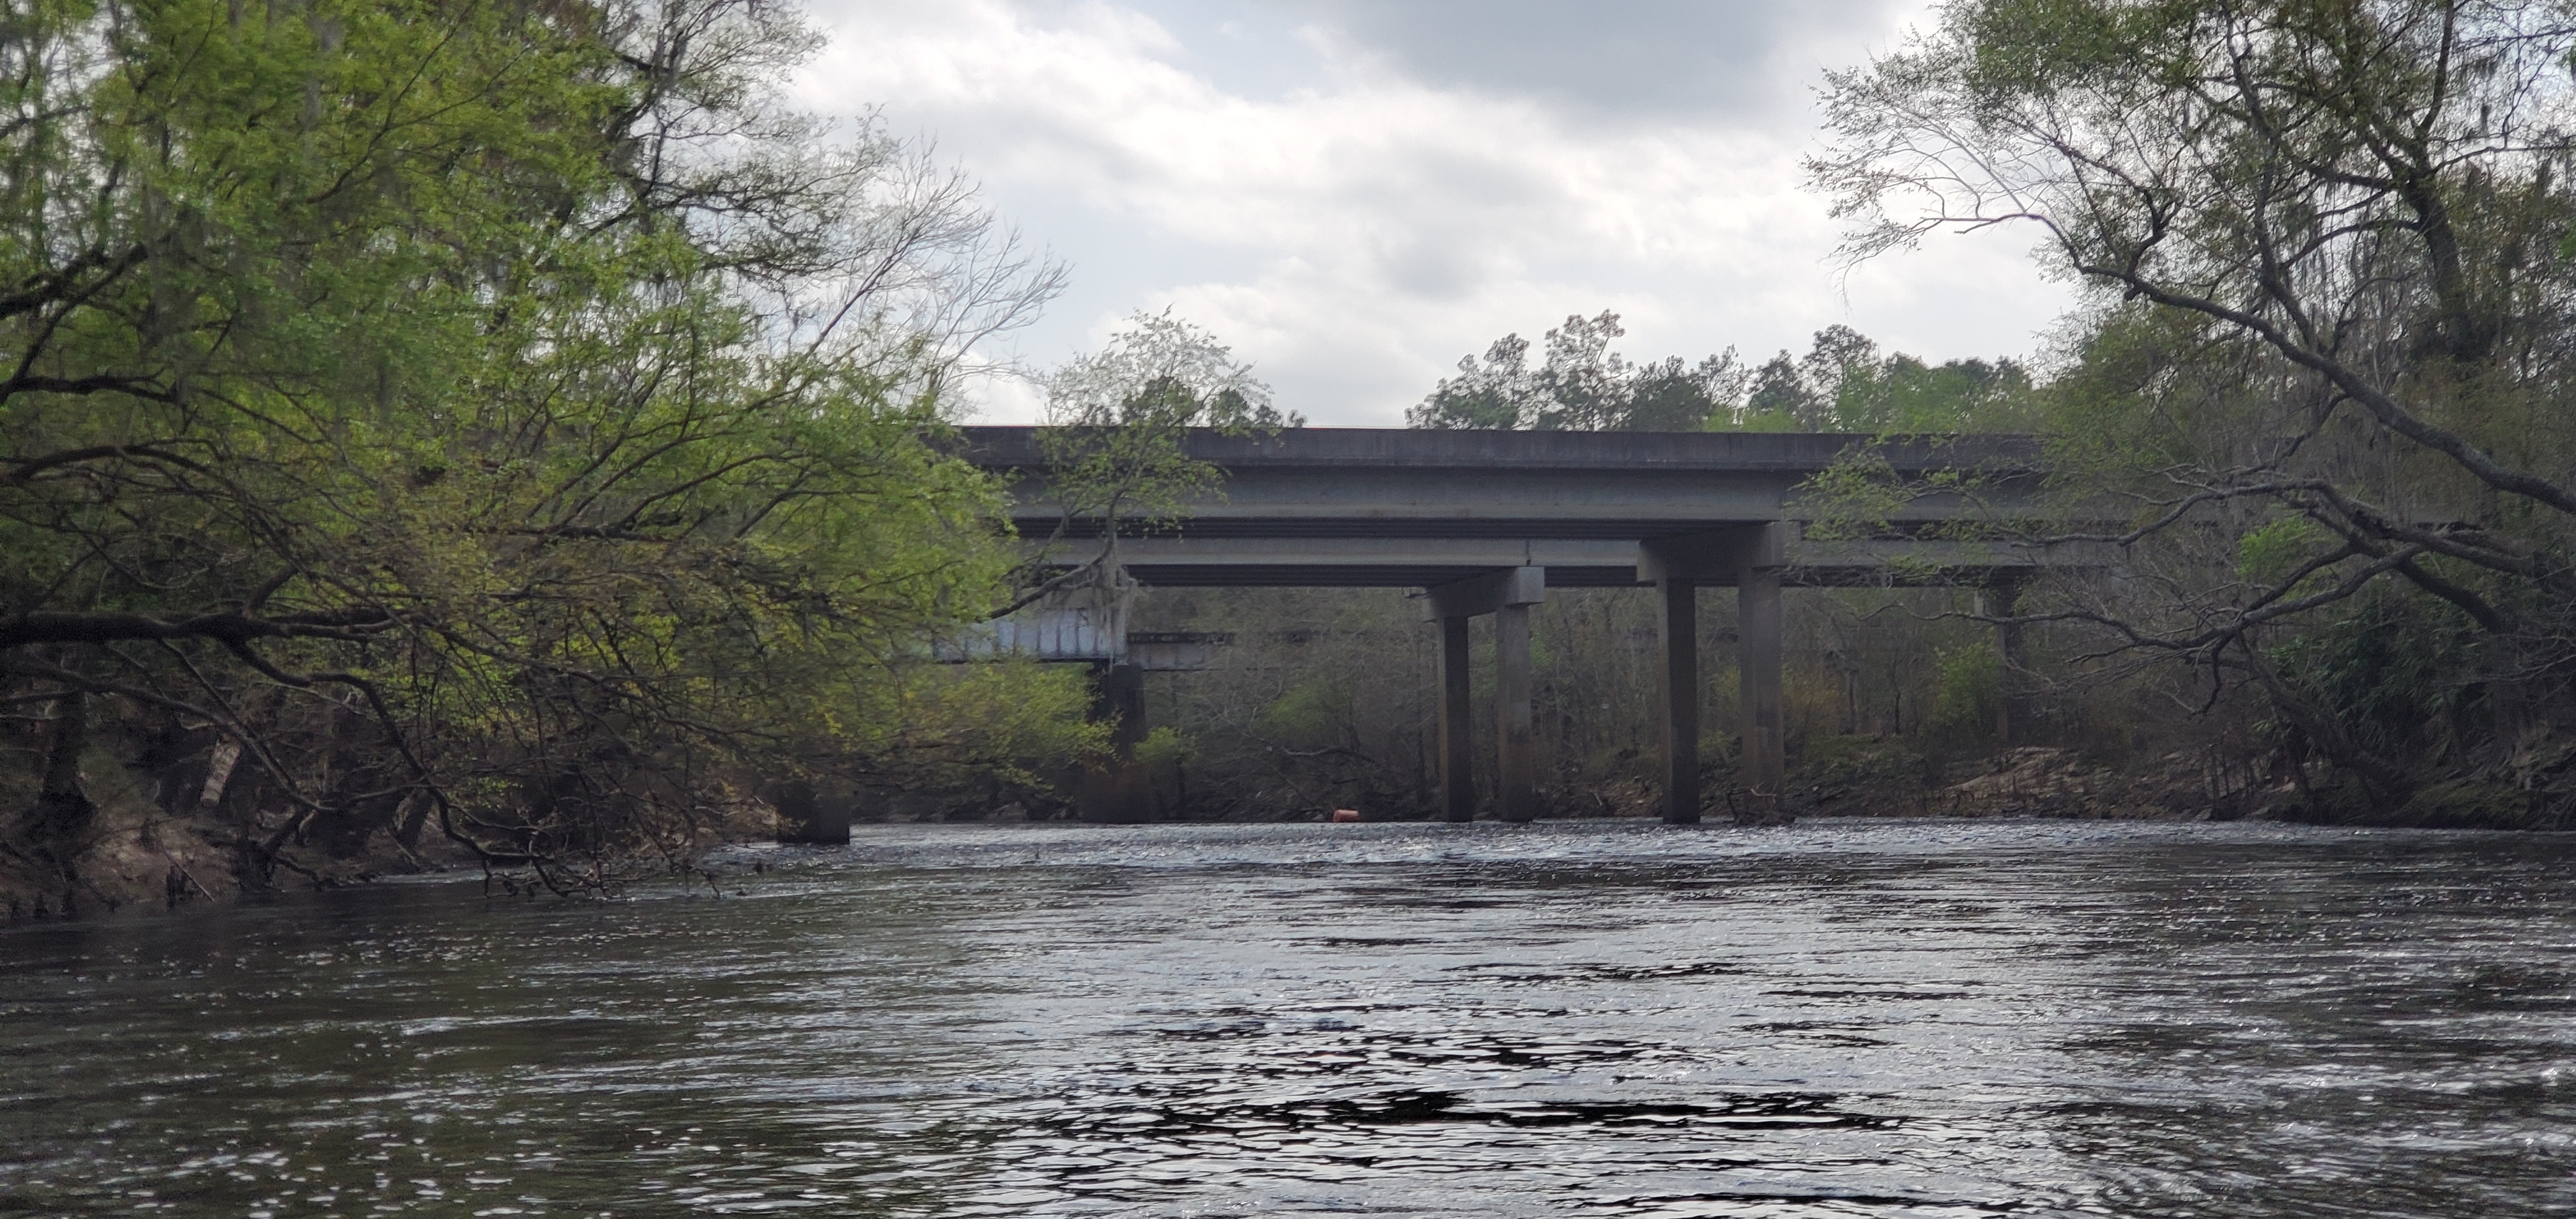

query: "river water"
xmin=4 ymin=819 xmax=2573 ymax=1217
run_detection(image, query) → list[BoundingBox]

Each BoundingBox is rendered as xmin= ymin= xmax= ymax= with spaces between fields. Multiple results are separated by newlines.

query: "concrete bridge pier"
xmin=771 ymin=779 xmax=854 ymax=845
xmin=1979 ymin=575 xmax=2030 ymax=747
xmin=1738 ymin=562 xmax=1786 ymax=823
xmin=1495 ymin=600 xmax=1539 ymax=822
xmin=1424 ymin=567 xmax=1546 ymax=822
xmin=1077 ymin=662 xmax=1154 ymax=823
xmin=1435 ymin=614 xmax=1475 ymax=821
xmin=1643 ymin=525 xmax=1790 ymax=825
xmin=1655 ymin=576 xmax=1700 ymax=825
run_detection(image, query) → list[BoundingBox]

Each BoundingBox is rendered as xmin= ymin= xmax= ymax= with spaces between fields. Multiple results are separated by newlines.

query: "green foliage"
xmin=1259 ymin=675 xmax=1351 ymax=745
xmin=1413 ymin=316 xmax=2032 ymax=435
xmin=1135 ymin=726 xmax=1197 ymax=768
xmin=1958 ymin=0 xmax=2203 ymax=98
xmin=1812 ymin=0 xmax=2576 ymax=804
xmin=2274 ymin=590 xmax=2484 ymax=763
xmin=1931 ymin=642 xmax=2002 ymax=738
xmin=0 ymin=0 xmax=1082 ymax=893
xmin=1843 ymin=355 xmax=2037 ymax=433
xmin=845 ymin=661 xmax=1108 ymax=789
xmin=1409 ymin=311 xmax=1745 ymax=431
xmin=1769 ymin=326 xmax=2038 ymax=433
xmin=2032 ymin=305 xmax=2230 ymax=482
xmin=1036 ymin=310 xmax=1294 ymax=541
xmin=2236 ymin=517 xmax=2331 ymax=583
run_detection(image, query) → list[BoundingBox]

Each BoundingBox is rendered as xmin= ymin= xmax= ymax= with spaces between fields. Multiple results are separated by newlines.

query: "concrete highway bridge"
xmin=959 ymin=426 xmax=2094 ymax=825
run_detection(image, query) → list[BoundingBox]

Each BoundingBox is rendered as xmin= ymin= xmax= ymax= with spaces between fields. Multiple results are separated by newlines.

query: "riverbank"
xmin=17 ymin=733 xmax=2570 ymax=924
xmin=897 ymin=737 xmax=2576 ymax=832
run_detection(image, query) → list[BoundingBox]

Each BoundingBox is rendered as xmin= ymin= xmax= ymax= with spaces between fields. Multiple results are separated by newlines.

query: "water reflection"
xmin=3 ymin=820 xmax=2572 ymax=1216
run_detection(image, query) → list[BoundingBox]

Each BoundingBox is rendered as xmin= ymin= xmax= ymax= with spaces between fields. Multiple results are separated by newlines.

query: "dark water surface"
xmin=5 ymin=820 xmax=2575 ymax=1217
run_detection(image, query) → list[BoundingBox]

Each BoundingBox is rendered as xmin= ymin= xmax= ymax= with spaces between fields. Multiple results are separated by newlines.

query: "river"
xmin=3 ymin=819 xmax=2573 ymax=1216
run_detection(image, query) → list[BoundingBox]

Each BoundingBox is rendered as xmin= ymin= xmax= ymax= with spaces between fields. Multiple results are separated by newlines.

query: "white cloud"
xmin=796 ymin=0 xmax=2078 ymax=425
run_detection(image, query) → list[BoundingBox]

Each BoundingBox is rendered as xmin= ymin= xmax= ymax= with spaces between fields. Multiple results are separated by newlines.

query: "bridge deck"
xmin=961 ymin=426 xmax=2048 ymax=551
xmin=969 ymin=422 xmax=2071 ymax=585
xmin=1084 ymin=534 xmax=2094 ymax=588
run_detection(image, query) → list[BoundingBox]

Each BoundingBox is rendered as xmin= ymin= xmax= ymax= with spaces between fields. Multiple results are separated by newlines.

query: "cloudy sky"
xmin=794 ymin=0 xmax=2078 ymax=425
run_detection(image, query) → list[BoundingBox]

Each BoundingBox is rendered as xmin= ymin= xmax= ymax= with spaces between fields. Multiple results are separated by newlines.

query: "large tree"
xmin=999 ymin=310 xmax=1300 ymax=625
xmin=1409 ymin=311 xmax=1745 ymax=432
xmin=1811 ymin=0 xmax=2576 ymax=805
xmin=1 ymin=0 xmax=1087 ymax=904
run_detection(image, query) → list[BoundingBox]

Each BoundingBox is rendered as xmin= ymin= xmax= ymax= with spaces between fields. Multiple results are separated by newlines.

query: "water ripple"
xmin=3 ymin=819 xmax=2573 ymax=1216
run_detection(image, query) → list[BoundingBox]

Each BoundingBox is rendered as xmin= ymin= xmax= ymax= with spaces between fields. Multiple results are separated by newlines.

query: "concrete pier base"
xmin=1980 ymin=577 xmax=2030 ymax=747
xmin=1657 ymin=578 xmax=1699 ymax=824
xmin=1422 ymin=567 xmax=1545 ymax=822
xmin=1494 ymin=601 xmax=1539 ymax=823
xmin=1437 ymin=615 xmax=1475 ymax=822
xmin=1641 ymin=525 xmax=1791 ymax=827
xmin=772 ymin=779 xmax=852 ymax=845
xmin=1077 ymin=663 xmax=1154 ymax=823
xmin=1736 ymin=565 xmax=1786 ymax=825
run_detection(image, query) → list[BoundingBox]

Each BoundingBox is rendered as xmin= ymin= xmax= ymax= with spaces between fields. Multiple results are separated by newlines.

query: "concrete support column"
xmin=770 ymin=778 xmax=852 ymax=845
xmin=1078 ymin=663 xmax=1153 ymax=822
xmin=1494 ymin=601 xmax=1540 ymax=822
xmin=1658 ymin=578 xmax=1700 ymax=824
xmin=1737 ymin=565 xmax=1785 ymax=824
xmin=1423 ymin=565 xmax=1545 ymax=823
xmin=1980 ymin=578 xmax=2029 ymax=746
xmin=1437 ymin=614 xmax=1475 ymax=821
xmin=1641 ymin=524 xmax=1791 ymax=827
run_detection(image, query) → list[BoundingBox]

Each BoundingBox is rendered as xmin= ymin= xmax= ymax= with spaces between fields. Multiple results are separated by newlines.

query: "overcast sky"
xmin=794 ymin=0 xmax=2078 ymax=425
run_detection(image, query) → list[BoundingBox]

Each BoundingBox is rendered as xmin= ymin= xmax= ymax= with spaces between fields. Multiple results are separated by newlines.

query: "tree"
xmin=1811 ymin=0 xmax=2576 ymax=803
xmin=0 ymin=0 xmax=1084 ymax=905
xmin=1743 ymin=351 xmax=1823 ymax=428
xmin=1740 ymin=325 xmax=2035 ymax=431
xmin=1409 ymin=310 xmax=1746 ymax=431
xmin=1023 ymin=310 xmax=1295 ymax=578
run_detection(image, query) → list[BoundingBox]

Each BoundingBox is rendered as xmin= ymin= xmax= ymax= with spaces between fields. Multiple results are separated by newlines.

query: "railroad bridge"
xmin=960 ymin=426 xmax=2090 ymax=825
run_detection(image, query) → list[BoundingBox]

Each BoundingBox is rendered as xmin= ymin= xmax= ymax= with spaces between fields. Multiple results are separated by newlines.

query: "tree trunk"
xmin=28 ymin=692 xmax=98 ymax=910
xmin=2246 ymin=656 xmax=2412 ymax=806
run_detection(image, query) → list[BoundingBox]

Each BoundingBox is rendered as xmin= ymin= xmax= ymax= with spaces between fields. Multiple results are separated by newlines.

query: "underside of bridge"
xmin=961 ymin=427 xmax=2083 ymax=826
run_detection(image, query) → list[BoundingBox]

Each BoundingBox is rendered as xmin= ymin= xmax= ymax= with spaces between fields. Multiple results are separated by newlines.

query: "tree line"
xmin=1411 ymin=312 xmax=2038 ymax=434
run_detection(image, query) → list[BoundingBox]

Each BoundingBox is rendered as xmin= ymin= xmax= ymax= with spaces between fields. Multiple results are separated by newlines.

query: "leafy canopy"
xmin=0 ymin=0 xmax=1085 ymax=892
